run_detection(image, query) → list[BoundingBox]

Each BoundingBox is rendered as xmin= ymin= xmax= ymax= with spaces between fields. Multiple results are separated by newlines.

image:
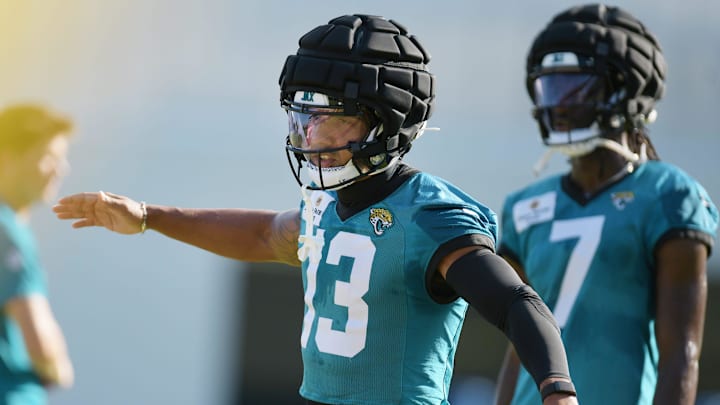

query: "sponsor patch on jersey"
xmin=369 ymin=208 xmax=394 ymax=236
xmin=303 ymin=190 xmax=335 ymax=226
xmin=611 ymin=191 xmax=635 ymax=210
xmin=513 ymin=191 xmax=556 ymax=233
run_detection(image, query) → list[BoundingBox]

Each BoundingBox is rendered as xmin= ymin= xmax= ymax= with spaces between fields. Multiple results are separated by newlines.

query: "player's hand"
xmin=53 ymin=191 xmax=145 ymax=235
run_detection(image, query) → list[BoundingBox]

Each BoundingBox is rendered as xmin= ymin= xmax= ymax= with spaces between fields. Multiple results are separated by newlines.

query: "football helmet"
xmin=279 ymin=14 xmax=435 ymax=190
xmin=526 ymin=4 xmax=666 ymax=162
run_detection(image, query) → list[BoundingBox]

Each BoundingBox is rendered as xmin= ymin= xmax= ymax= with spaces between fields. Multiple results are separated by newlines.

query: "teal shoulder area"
xmin=504 ymin=172 xmax=565 ymax=206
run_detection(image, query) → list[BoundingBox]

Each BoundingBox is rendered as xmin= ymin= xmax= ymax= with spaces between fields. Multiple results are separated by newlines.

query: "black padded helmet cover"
xmin=279 ymin=14 xmax=435 ymax=158
xmin=526 ymin=4 xmax=667 ymax=118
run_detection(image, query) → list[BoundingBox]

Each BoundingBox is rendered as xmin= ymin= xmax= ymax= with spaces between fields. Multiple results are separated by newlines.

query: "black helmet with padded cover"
xmin=526 ymin=4 xmax=667 ymax=145
xmin=279 ymin=14 xmax=435 ymax=190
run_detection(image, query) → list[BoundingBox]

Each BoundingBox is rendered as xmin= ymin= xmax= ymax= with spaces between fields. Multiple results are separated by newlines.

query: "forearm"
xmin=653 ymin=288 xmax=704 ymax=404
xmin=33 ymin=355 xmax=74 ymax=388
xmin=654 ymin=293 xmax=703 ymax=405
xmin=146 ymin=205 xmax=297 ymax=264
xmin=653 ymin=349 xmax=700 ymax=405
xmin=444 ymin=250 xmax=572 ymax=386
xmin=29 ymin=319 xmax=74 ymax=388
xmin=6 ymin=296 xmax=75 ymax=388
xmin=654 ymin=238 xmax=708 ymax=405
xmin=503 ymin=286 xmax=570 ymax=384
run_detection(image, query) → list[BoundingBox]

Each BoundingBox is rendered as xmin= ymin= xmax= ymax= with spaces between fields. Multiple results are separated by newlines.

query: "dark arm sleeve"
xmin=445 ymin=248 xmax=571 ymax=387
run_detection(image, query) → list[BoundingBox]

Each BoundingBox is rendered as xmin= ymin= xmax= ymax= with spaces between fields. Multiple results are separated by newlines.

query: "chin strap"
xmin=595 ymin=137 xmax=641 ymax=162
xmin=532 ymin=136 xmax=645 ymax=176
xmin=297 ymin=185 xmax=325 ymax=263
xmin=532 ymin=149 xmax=556 ymax=177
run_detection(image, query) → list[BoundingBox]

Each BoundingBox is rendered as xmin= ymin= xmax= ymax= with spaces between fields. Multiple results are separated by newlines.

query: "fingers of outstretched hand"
xmin=72 ymin=219 xmax=96 ymax=228
xmin=56 ymin=191 xmax=102 ymax=205
xmin=54 ymin=211 xmax=86 ymax=220
xmin=54 ymin=191 xmax=142 ymax=235
xmin=53 ymin=192 xmax=101 ymax=217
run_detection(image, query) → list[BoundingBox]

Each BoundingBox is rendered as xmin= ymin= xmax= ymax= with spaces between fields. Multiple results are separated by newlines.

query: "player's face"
xmin=533 ymin=73 xmax=606 ymax=132
xmin=18 ymin=134 xmax=71 ymax=205
xmin=288 ymin=111 xmax=370 ymax=168
xmin=0 ymin=133 xmax=70 ymax=210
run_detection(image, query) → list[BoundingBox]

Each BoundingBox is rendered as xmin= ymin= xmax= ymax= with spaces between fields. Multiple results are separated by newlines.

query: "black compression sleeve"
xmin=445 ymin=249 xmax=571 ymax=387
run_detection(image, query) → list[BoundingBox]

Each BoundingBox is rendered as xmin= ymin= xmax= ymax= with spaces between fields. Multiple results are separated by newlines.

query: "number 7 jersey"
xmin=499 ymin=160 xmax=719 ymax=405
xmin=296 ymin=172 xmax=497 ymax=405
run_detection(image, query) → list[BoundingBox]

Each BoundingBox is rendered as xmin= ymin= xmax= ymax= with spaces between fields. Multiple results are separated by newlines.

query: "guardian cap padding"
xmin=527 ymin=4 xmax=666 ymax=119
xmin=280 ymin=14 xmax=435 ymax=159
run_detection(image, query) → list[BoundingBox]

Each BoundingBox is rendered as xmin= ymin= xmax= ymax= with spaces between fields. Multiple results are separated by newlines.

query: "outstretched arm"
xmin=439 ymin=246 xmax=577 ymax=405
xmin=53 ymin=191 xmax=302 ymax=266
xmin=654 ymin=238 xmax=708 ymax=405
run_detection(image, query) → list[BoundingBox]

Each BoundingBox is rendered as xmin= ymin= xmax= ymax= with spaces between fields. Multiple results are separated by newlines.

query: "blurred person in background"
xmin=54 ymin=14 xmax=579 ymax=405
xmin=494 ymin=4 xmax=719 ymax=405
xmin=0 ymin=103 xmax=75 ymax=404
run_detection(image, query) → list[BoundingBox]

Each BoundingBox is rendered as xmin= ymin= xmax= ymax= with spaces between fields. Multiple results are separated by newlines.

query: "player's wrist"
xmin=540 ymin=379 xmax=576 ymax=401
xmin=139 ymin=201 xmax=147 ymax=234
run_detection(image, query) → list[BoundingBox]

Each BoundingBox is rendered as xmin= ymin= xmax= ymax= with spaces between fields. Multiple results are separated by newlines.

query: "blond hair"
xmin=0 ymin=103 xmax=73 ymax=152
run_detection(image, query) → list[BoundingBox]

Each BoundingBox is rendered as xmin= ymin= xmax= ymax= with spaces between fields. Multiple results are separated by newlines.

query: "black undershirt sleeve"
xmin=444 ymin=248 xmax=571 ymax=387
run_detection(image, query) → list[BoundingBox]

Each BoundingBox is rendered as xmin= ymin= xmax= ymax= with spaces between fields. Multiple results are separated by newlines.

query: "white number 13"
xmin=300 ymin=231 xmax=374 ymax=357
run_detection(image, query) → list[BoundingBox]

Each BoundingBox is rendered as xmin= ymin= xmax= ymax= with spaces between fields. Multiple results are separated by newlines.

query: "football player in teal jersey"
xmin=494 ymin=4 xmax=719 ymax=405
xmin=54 ymin=15 xmax=578 ymax=405
xmin=0 ymin=103 xmax=75 ymax=404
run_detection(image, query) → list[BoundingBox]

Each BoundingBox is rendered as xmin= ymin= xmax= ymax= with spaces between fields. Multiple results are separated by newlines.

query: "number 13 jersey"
xmin=297 ymin=172 xmax=497 ymax=405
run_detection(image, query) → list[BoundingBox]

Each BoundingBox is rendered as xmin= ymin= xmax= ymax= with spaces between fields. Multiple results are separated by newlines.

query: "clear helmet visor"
xmin=286 ymin=108 xmax=371 ymax=166
xmin=533 ymin=73 xmax=607 ymax=132
xmin=283 ymin=92 xmax=379 ymax=190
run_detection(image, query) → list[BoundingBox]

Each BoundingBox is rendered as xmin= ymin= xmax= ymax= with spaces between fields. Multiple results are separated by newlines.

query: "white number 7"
xmin=549 ymin=216 xmax=605 ymax=328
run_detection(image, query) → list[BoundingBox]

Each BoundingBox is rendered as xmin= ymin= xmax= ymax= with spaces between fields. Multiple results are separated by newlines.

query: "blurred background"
xmin=2 ymin=0 xmax=718 ymax=404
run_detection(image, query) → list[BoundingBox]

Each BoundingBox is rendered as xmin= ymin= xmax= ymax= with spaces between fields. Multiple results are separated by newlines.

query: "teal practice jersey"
xmin=499 ymin=161 xmax=718 ymax=405
xmin=296 ymin=172 xmax=497 ymax=405
xmin=0 ymin=204 xmax=48 ymax=405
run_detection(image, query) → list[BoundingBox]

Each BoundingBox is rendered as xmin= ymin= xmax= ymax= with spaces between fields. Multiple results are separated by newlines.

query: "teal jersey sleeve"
xmin=498 ymin=199 xmax=517 ymax=260
xmin=641 ymin=162 xmax=718 ymax=262
xmin=411 ymin=174 xmax=498 ymax=262
xmin=0 ymin=207 xmax=47 ymax=306
xmin=414 ymin=203 xmax=496 ymax=248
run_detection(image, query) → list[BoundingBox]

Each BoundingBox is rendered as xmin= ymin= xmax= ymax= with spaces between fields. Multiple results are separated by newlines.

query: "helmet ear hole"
xmin=369 ymin=154 xmax=386 ymax=167
xmin=645 ymin=109 xmax=657 ymax=124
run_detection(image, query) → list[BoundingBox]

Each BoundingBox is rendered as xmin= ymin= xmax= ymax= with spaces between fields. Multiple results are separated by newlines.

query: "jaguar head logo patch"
xmin=369 ymin=208 xmax=394 ymax=236
xmin=611 ymin=191 xmax=635 ymax=210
